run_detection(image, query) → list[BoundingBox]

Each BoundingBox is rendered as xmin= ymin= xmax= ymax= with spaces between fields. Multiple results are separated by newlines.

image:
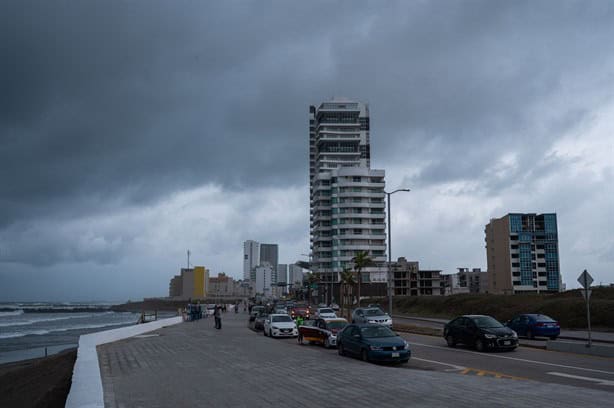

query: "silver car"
xmin=351 ymin=307 xmax=393 ymax=327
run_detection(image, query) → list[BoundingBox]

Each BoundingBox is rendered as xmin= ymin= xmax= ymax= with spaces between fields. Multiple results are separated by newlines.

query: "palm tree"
xmin=305 ymin=272 xmax=320 ymax=305
xmin=352 ymin=251 xmax=373 ymax=308
xmin=339 ymin=268 xmax=356 ymax=320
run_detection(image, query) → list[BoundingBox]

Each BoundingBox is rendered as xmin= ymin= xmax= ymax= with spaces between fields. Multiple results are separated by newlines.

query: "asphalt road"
xmin=274 ymin=323 xmax=614 ymax=392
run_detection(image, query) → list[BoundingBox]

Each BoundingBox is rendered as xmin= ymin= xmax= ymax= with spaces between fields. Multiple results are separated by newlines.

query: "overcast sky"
xmin=1 ymin=1 xmax=613 ymax=301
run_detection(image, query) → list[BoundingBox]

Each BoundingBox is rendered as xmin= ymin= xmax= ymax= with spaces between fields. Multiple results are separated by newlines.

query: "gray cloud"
xmin=1 ymin=1 xmax=613 ymax=299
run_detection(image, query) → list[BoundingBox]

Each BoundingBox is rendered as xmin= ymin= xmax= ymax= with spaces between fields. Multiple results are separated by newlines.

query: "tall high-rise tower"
xmin=243 ymin=240 xmax=260 ymax=281
xmin=309 ymin=98 xmax=387 ymax=284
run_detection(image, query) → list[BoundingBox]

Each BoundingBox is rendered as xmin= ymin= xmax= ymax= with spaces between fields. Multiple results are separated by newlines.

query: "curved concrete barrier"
xmin=65 ymin=317 xmax=183 ymax=408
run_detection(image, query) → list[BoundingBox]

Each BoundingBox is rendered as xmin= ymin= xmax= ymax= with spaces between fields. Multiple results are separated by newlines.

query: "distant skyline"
xmin=1 ymin=1 xmax=613 ymax=301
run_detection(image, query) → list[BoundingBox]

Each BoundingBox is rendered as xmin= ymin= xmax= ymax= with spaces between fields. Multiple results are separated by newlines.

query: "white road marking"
xmin=410 ymin=341 xmax=614 ymax=376
xmin=411 ymin=357 xmax=465 ymax=371
xmin=547 ymin=372 xmax=614 ymax=386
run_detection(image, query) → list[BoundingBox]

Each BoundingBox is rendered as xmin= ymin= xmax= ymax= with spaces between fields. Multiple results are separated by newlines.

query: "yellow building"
xmin=171 ymin=266 xmax=209 ymax=299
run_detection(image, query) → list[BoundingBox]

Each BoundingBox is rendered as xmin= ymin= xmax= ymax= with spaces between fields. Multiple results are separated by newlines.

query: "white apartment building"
xmin=288 ymin=263 xmax=304 ymax=288
xmin=309 ymin=99 xmax=387 ymax=284
xmin=254 ymin=263 xmax=274 ymax=297
xmin=243 ymin=240 xmax=260 ymax=281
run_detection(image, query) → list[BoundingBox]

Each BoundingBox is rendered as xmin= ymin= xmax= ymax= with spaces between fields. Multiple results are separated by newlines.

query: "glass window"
xmin=360 ymin=326 xmax=396 ymax=338
xmin=472 ymin=316 xmax=504 ymax=328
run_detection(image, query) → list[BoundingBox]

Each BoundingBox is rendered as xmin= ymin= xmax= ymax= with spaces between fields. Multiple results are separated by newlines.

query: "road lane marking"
xmin=410 ymin=341 xmax=614 ymax=376
xmin=411 ymin=357 xmax=465 ymax=371
xmin=547 ymin=372 xmax=614 ymax=386
xmin=460 ymin=368 xmax=527 ymax=380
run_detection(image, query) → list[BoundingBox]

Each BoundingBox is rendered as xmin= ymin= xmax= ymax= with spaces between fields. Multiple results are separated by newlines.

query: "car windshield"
xmin=473 ymin=316 xmax=504 ymax=328
xmin=327 ymin=321 xmax=347 ymax=329
xmin=534 ymin=315 xmax=556 ymax=322
xmin=272 ymin=315 xmax=293 ymax=322
xmin=360 ymin=326 xmax=396 ymax=338
xmin=319 ymin=308 xmax=334 ymax=314
xmin=364 ymin=308 xmax=385 ymax=316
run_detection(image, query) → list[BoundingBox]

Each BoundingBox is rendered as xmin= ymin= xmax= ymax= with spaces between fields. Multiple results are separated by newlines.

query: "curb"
xmin=65 ymin=316 xmax=183 ymax=408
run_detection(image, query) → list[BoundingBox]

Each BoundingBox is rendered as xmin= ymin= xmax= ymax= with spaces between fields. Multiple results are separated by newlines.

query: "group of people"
xmin=185 ymin=301 xmax=204 ymax=321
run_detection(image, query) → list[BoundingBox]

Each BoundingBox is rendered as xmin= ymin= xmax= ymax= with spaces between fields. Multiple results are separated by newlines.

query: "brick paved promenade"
xmin=98 ymin=311 xmax=612 ymax=408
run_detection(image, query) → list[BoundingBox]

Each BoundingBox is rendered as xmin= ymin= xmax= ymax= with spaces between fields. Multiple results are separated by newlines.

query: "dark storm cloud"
xmin=1 ymin=0 xmax=613 ymax=275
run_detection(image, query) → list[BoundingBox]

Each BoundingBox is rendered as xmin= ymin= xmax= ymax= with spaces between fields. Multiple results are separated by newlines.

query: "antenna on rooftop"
xmin=187 ymin=249 xmax=191 ymax=269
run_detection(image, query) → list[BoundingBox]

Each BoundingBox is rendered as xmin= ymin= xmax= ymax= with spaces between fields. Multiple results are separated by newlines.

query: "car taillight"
xmin=554 ymin=322 xmax=560 ymax=327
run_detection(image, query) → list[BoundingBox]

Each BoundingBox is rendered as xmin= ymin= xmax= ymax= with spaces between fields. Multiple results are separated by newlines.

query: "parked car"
xmin=351 ymin=307 xmax=392 ymax=327
xmin=444 ymin=315 xmax=518 ymax=352
xmin=315 ymin=307 xmax=337 ymax=319
xmin=505 ymin=314 xmax=560 ymax=340
xmin=253 ymin=313 xmax=268 ymax=331
xmin=274 ymin=307 xmax=289 ymax=315
xmin=263 ymin=314 xmax=298 ymax=338
xmin=337 ymin=323 xmax=410 ymax=363
xmin=298 ymin=317 xmax=348 ymax=348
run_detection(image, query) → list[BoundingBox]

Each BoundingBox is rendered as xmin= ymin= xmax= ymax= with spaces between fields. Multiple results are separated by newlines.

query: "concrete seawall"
xmin=65 ymin=316 xmax=183 ymax=408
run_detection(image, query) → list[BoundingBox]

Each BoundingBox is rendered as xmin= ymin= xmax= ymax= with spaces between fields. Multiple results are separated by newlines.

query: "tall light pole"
xmin=386 ymin=188 xmax=410 ymax=316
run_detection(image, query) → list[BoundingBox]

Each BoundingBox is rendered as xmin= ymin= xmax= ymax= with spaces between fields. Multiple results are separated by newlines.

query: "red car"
xmin=290 ymin=305 xmax=312 ymax=319
xmin=298 ymin=318 xmax=348 ymax=348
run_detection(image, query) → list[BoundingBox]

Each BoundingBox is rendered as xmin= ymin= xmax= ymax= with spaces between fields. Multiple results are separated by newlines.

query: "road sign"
xmin=577 ymin=269 xmax=593 ymax=347
xmin=577 ymin=270 xmax=593 ymax=288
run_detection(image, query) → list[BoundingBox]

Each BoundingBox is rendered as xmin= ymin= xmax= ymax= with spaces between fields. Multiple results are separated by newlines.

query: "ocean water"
xmin=0 ymin=302 xmax=140 ymax=364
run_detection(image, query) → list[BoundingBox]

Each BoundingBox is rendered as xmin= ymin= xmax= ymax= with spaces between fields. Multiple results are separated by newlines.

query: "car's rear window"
xmin=360 ymin=326 xmax=395 ymax=338
xmin=534 ymin=315 xmax=556 ymax=322
xmin=327 ymin=321 xmax=347 ymax=329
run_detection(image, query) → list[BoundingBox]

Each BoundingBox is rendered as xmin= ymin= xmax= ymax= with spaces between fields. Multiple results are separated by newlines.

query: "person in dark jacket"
xmin=214 ymin=305 xmax=222 ymax=329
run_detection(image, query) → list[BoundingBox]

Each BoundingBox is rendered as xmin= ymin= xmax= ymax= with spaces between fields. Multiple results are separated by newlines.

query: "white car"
xmin=315 ymin=307 xmax=337 ymax=319
xmin=263 ymin=314 xmax=298 ymax=338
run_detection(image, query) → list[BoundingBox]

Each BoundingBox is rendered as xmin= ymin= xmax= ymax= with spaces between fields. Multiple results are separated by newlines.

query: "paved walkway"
xmin=98 ymin=312 xmax=613 ymax=408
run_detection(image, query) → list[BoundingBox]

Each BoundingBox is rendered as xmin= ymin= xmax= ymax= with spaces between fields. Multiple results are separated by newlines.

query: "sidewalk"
xmin=96 ymin=311 xmax=613 ymax=407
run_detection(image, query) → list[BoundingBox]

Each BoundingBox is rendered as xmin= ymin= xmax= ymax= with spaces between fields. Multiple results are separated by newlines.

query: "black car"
xmin=443 ymin=315 xmax=518 ymax=352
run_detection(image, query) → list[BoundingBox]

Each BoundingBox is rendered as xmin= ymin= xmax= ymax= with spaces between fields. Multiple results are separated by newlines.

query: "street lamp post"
xmin=386 ymin=188 xmax=410 ymax=316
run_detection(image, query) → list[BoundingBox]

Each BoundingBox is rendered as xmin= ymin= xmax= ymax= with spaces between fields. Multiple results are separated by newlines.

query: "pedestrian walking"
xmin=214 ymin=305 xmax=222 ymax=329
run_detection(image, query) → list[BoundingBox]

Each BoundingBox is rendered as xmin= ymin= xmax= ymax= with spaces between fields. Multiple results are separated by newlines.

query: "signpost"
xmin=577 ymin=269 xmax=593 ymax=347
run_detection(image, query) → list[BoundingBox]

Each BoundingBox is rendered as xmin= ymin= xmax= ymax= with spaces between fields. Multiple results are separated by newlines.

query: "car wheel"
xmin=263 ymin=328 xmax=267 ymax=336
xmin=446 ymin=335 xmax=456 ymax=347
xmin=361 ymin=349 xmax=369 ymax=362
xmin=324 ymin=337 xmax=331 ymax=348
xmin=338 ymin=343 xmax=345 ymax=356
xmin=298 ymin=334 xmax=303 ymax=344
xmin=475 ymin=338 xmax=485 ymax=352
xmin=269 ymin=329 xmax=273 ymax=337
xmin=527 ymin=329 xmax=534 ymax=340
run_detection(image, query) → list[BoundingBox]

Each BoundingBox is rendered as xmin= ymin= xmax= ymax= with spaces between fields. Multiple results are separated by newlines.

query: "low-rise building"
xmin=457 ymin=267 xmax=489 ymax=294
xmin=168 ymin=266 xmax=209 ymax=300
xmin=391 ymin=257 xmax=443 ymax=296
xmin=208 ymin=272 xmax=234 ymax=298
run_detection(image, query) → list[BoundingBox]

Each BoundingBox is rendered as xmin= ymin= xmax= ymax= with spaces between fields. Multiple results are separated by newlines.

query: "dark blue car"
xmin=337 ymin=323 xmax=410 ymax=363
xmin=506 ymin=314 xmax=560 ymax=340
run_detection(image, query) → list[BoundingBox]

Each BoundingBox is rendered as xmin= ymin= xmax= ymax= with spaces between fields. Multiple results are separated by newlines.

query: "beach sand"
xmin=0 ymin=348 xmax=76 ymax=408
